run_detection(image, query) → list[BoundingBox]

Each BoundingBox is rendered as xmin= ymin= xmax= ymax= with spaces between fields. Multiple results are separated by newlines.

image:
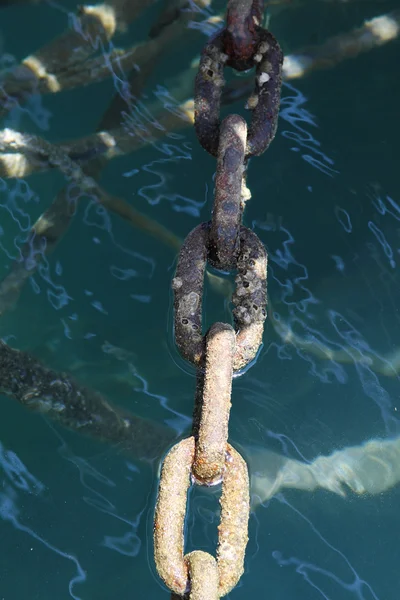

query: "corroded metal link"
xmin=233 ymin=226 xmax=267 ymax=370
xmin=172 ymin=223 xmax=267 ymax=371
xmin=217 ymin=444 xmax=250 ymax=596
xmin=246 ymin=29 xmax=283 ymax=157
xmin=172 ymin=223 xmax=208 ymax=367
xmin=154 ymin=437 xmax=250 ymax=598
xmin=194 ymin=30 xmax=283 ymax=157
xmin=194 ymin=40 xmax=226 ymax=160
xmin=158 ymin=2 xmax=278 ymax=597
xmin=209 ymin=114 xmax=247 ymax=271
xmin=193 ymin=323 xmax=235 ymax=483
xmin=154 ymin=438 xmax=194 ymax=596
xmin=225 ymin=0 xmax=264 ymax=70
xmin=185 ymin=551 xmax=219 ymax=600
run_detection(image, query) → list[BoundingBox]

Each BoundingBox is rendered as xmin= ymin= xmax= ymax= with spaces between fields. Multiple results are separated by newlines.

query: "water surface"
xmin=0 ymin=1 xmax=399 ymax=598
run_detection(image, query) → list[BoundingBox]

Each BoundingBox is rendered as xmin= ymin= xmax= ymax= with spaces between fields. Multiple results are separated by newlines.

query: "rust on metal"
xmin=232 ymin=226 xmax=268 ymax=371
xmin=193 ymin=323 xmax=236 ymax=483
xmin=209 ymin=114 xmax=247 ymax=271
xmin=185 ymin=551 xmax=219 ymax=600
xmin=157 ymin=1 xmax=282 ymax=597
xmin=154 ymin=437 xmax=249 ymax=598
xmin=246 ymin=29 xmax=283 ymax=156
xmin=194 ymin=29 xmax=283 ymax=158
xmin=154 ymin=437 xmax=195 ymax=596
xmin=173 ymin=224 xmax=267 ymax=371
xmin=225 ymin=0 xmax=264 ymax=71
xmin=172 ymin=223 xmax=208 ymax=367
xmin=173 ymin=223 xmax=267 ymax=371
xmin=217 ymin=444 xmax=250 ymax=596
xmin=194 ymin=39 xmax=226 ymax=158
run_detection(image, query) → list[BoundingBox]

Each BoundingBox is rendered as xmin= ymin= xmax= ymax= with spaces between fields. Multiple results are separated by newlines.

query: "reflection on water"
xmin=0 ymin=0 xmax=399 ymax=598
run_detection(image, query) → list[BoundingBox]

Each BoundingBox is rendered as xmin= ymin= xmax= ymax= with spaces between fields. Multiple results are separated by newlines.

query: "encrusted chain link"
xmin=154 ymin=1 xmax=283 ymax=597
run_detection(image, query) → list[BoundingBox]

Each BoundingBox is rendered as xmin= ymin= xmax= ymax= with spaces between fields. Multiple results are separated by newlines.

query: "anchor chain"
xmin=154 ymin=1 xmax=283 ymax=597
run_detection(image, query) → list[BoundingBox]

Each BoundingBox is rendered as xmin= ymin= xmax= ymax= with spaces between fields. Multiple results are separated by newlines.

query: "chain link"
xmin=172 ymin=223 xmax=267 ymax=372
xmin=154 ymin=0 xmax=283 ymax=597
xmin=225 ymin=0 xmax=264 ymax=69
xmin=193 ymin=322 xmax=235 ymax=482
xmin=154 ymin=438 xmax=249 ymax=597
xmin=209 ymin=114 xmax=247 ymax=271
xmin=194 ymin=12 xmax=283 ymax=157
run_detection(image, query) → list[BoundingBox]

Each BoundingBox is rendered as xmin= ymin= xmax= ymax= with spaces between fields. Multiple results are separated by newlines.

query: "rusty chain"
xmin=154 ymin=1 xmax=283 ymax=597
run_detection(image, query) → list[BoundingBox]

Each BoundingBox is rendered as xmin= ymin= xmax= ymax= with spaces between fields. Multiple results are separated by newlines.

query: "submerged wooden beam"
xmin=0 ymin=0 xmax=158 ymax=117
xmin=2 ymin=9 xmax=399 ymax=180
xmin=0 ymin=340 xmax=176 ymax=460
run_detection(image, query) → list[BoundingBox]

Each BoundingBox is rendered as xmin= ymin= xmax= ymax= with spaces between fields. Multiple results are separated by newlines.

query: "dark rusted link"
xmin=173 ymin=223 xmax=267 ymax=371
xmin=172 ymin=223 xmax=208 ymax=367
xmin=194 ymin=30 xmax=283 ymax=158
xmin=246 ymin=29 xmax=283 ymax=157
xmin=225 ymin=0 xmax=264 ymax=71
xmin=232 ymin=226 xmax=267 ymax=371
xmin=209 ymin=114 xmax=247 ymax=271
xmin=194 ymin=37 xmax=226 ymax=158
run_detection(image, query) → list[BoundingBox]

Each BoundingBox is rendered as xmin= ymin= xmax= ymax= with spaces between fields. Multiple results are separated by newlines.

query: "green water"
xmin=0 ymin=0 xmax=399 ymax=598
